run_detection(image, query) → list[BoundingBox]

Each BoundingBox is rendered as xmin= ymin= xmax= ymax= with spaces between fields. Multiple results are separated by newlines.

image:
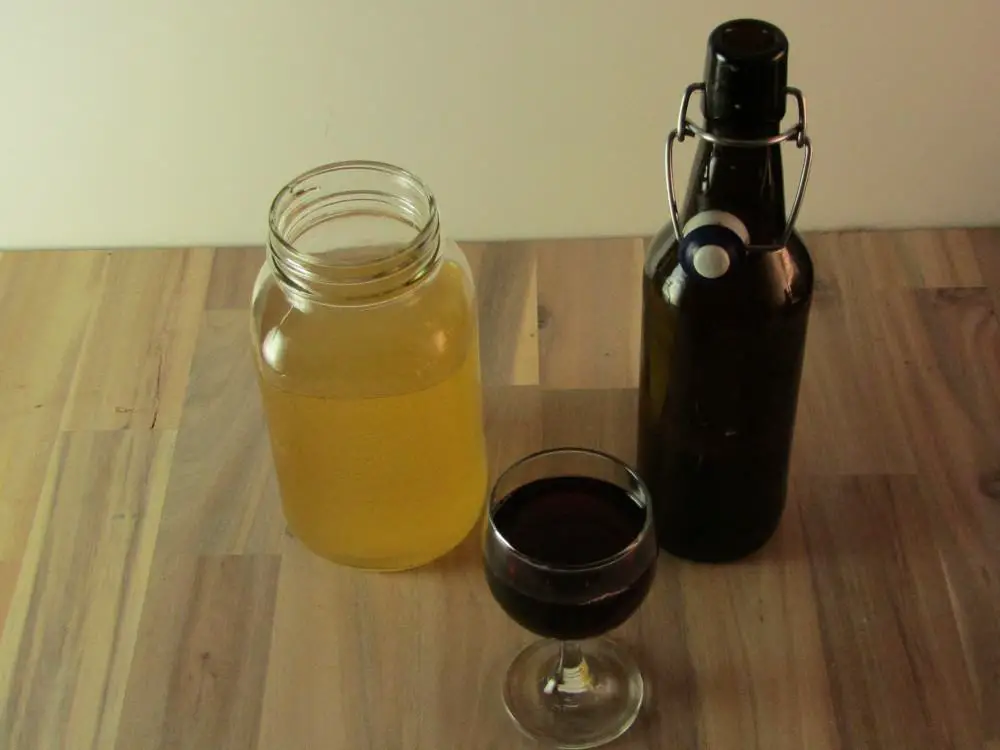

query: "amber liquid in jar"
xmin=253 ymin=162 xmax=487 ymax=571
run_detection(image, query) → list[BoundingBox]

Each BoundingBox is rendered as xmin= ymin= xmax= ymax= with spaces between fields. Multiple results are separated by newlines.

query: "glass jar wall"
xmin=251 ymin=161 xmax=487 ymax=571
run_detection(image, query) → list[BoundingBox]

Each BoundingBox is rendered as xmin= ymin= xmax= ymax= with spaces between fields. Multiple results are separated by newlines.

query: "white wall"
xmin=1 ymin=0 xmax=998 ymax=250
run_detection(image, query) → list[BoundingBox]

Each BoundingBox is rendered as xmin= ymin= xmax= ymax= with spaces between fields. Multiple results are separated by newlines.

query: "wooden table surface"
xmin=1 ymin=229 xmax=999 ymax=749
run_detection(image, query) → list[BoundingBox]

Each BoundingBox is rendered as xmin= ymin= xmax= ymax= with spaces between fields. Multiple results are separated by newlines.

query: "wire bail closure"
xmin=664 ymin=83 xmax=813 ymax=250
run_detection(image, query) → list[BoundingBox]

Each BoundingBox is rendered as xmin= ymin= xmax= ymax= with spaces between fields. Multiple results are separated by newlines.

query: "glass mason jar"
xmin=251 ymin=161 xmax=487 ymax=571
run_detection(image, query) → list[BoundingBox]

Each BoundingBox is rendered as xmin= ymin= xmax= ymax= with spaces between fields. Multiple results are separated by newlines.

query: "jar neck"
xmin=267 ymin=161 xmax=441 ymax=304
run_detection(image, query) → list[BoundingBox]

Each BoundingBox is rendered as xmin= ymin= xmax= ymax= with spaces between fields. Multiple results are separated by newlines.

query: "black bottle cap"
xmin=703 ymin=19 xmax=788 ymax=123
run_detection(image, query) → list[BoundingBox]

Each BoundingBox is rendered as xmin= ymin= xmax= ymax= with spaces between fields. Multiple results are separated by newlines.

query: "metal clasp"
xmin=664 ymin=83 xmax=813 ymax=250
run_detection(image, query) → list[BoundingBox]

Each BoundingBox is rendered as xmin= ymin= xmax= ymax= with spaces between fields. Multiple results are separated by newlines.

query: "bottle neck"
xmin=681 ymin=119 xmax=787 ymax=246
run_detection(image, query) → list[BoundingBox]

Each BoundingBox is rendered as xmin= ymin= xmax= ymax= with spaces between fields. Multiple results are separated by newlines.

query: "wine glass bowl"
xmin=482 ymin=448 xmax=657 ymax=749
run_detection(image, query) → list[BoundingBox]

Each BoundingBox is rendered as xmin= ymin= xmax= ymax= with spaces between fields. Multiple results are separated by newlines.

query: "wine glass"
xmin=483 ymin=448 xmax=658 ymax=749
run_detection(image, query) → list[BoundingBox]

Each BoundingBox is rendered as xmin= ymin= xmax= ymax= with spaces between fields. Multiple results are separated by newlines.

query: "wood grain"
xmin=61 ymin=248 xmax=212 ymax=431
xmin=0 ymin=228 xmax=998 ymax=749
xmin=679 ymin=492 xmax=839 ymax=750
xmin=0 ymin=251 xmax=106 ymax=561
xmin=541 ymin=388 xmax=638 ymax=461
xmin=800 ymin=474 xmax=983 ymax=749
xmin=0 ymin=252 xmax=105 ymax=426
xmin=205 ymin=247 xmax=265 ymax=310
xmin=0 ymin=561 xmax=18 ymax=637
xmin=115 ymin=554 xmax=280 ymax=750
xmin=972 ymin=228 xmax=1000 ymax=289
xmin=0 ymin=416 xmax=62 ymax=564
xmin=257 ymin=535 xmax=523 ymax=750
xmin=464 ymin=241 xmax=539 ymax=386
xmin=155 ymin=312 xmax=283 ymax=556
xmin=483 ymin=386 xmax=543 ymax=483
xmin=627 ymin=558 xmax=699 ymax=749
xmin=0 ymin=431 xmax=173 ymax=750
xmin=793 ymin=232 xmax=917 ymax=474
xmin=876 ymin=285 xmax=1000 ymax=742
xmin=536 ymin=237 xmax=645 ymax=389
xmin=817 ymin=228 xmax=983 ymax=291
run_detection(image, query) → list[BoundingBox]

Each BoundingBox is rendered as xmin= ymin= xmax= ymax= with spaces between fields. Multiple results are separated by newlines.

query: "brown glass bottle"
xmin=637 ymin=19 xmax=814 ymax=562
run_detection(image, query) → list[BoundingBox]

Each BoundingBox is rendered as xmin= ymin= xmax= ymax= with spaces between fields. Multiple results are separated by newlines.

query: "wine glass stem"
xmin=543 ymin=640 xmax=593 ymax=697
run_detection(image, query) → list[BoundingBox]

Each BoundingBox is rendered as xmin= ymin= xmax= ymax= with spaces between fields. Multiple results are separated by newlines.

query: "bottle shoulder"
xmin=643 ymin=221 xmax=678 ymax=280
xmin=643 ymin=221 xmax=813 ymax=312
xmin=776 ymin=231 xmax=814 ymax=302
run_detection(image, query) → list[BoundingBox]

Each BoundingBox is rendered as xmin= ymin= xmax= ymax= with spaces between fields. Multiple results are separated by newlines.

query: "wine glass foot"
xmin=502 ymin=638 xmax=644 ymax=749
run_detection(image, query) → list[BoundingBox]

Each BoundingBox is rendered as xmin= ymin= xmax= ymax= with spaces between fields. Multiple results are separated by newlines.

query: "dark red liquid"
xmin=485 ymin=476 xmax=654 ymax=640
